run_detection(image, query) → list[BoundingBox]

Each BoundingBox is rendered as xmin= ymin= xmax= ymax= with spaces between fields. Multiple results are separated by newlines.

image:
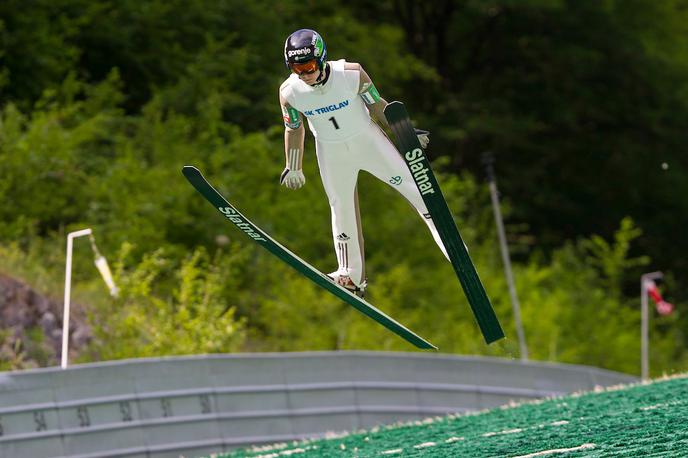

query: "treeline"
xmin=0 ymin=0 xmax=686 ymax=376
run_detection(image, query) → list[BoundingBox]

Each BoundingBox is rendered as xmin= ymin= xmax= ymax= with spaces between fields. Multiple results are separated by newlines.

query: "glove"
xmin=280 ymin=168 xmax=306 ymax=190
xmin=415 ymin=128 xmax=430 ymax=149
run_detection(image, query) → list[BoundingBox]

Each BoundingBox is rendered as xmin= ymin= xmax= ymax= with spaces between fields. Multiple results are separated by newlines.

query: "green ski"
xmin=182 ymin=166 xmax=436 ymax=350
xmin=384 ymin=102 xmax=505 ymax=344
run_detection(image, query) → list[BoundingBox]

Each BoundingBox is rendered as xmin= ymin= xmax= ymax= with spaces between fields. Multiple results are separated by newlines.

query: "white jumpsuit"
xmin=280 ymin=59 xmax=448 ymax=286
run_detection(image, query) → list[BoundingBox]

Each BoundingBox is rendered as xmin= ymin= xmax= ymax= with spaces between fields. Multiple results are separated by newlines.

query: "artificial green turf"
xmin=216 ymin=375 xmax=687 ymax=457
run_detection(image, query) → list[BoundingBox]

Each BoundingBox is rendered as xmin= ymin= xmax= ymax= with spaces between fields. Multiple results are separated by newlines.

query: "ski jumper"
xmin=280 ymin=59 xmax=448 ymax=286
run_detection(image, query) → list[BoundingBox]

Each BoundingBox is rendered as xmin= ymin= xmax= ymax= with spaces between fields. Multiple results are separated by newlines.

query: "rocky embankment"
xmin=0 ymin=273 xmax=91 ymax=369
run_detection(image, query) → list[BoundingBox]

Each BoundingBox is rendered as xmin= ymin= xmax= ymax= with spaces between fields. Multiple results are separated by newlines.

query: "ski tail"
xmin=182 ymin=165 xmax=437 ymax=350
xmin=383 ymin=102 xmax=505 ymax=344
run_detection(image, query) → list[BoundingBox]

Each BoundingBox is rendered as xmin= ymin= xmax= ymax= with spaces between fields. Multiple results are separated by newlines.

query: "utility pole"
xmin=62 ymin=229 xmax=93 ymax=369
xmin=482 ymin=152 xmax=528 ymax=360
xmin=62 ymin=229 xmax=118 ymax=369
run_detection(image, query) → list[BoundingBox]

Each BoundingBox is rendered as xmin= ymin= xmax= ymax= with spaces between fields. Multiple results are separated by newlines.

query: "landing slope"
xmin=220 ymin=374 xmax=687 ymax=457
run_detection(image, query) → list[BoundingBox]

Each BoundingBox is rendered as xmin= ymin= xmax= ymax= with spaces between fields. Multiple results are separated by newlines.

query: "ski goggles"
xmin=289 ymin=59 xmax=319 ymax=75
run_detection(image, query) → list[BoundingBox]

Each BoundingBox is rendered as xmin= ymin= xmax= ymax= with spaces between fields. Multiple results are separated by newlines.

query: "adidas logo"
xmin=336 ymin=233 xmax=350 ymax=241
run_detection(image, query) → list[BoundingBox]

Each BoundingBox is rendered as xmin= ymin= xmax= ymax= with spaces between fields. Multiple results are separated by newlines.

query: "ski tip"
xmin=182 ymin=165 xmax=202 ymax=178
xmin=383 ymin=100 xmax=404 ymax=114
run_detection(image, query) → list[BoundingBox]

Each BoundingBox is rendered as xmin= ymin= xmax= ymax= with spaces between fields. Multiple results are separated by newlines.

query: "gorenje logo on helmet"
xmin=288 ymin=48 xmax=311 ymax=57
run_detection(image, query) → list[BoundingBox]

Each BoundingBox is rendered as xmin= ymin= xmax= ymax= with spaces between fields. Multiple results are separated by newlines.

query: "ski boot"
xmin=327 ymin=272 xmax=367 ymax=298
